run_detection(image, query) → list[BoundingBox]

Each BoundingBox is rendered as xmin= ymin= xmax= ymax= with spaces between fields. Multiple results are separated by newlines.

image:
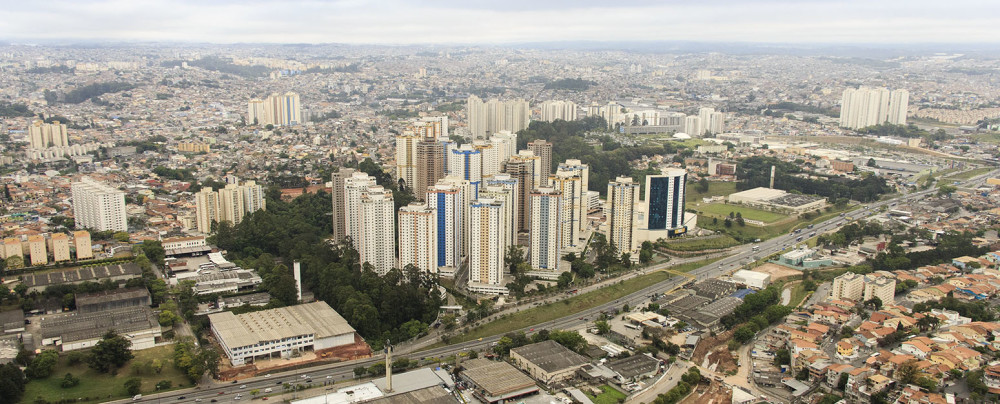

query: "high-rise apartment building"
xmin=588 ymin=102 xmax=622 ymax=129
xmin=358 ymin=186 xmax=396 ymax=275
xmin=72 ymin=177 xmax=127 ymax=232
xmin=474 ymin=140 xmax=502 ymax=179
xmin=528 ymin=140 xmax=553 ymax=187
xmin=485 ymin=175 xmax=519 ymax=246
xmin=398 ymin=203 xmax=437 ymax=274
xmin=558 ymin=159 xmax=590 ymax=233
xmin=539 ymin=100 xmax=578 ymax=122
xmin=195 ymin=187 xmax=220 ymax=234
xmin=468 ymin=198 xmax=509 ymax=293
xmin=606 ymin=176 xmax=639 ymax=255
xmin=331 ymin=168 xmax=356 ymax=242
xmin=644 ymin=168 xmax=688 ymax=234
xmin=504 ymin=150 xmax=541 ymax=233
xmin=529 ymin=188 xmax=562 ymax=271
xmin=247 ymin=92 xmax=301 ymax=126
xmin=50 ymin=233 xmax=70 ymax=262
xmin=480 ymin=184 xmax=517 ymax=247
xmin=27 ymin=235 xmax=46 ymax=266
xmin=195 ymin=181 xmax=266 ymax=233
xmin=414 ymin=138 xmax=446 ymax=198
xmin=551 ymin=169 xmax=584 ymax=248
xmin=344 ymin=172 xmax=378 ymax=245
xmin=839 ymin=87 xmax=909 ymax=129
xmin=683 ymin=115 xmax=700 ymax=136
xmin=466 ymin=95 xmax=530 ymax=138
xmin=448 ymin=144 xmax=483 ymax=197
xmin=28 ymin=120 xmax=69 ymax=149
xmin=395 ymin=131 xmax=421 ymax=189
xmin=427 ymin=177 xmax=471 ymax=268
xmin=863 ymin=276 xmax=896 ymax=305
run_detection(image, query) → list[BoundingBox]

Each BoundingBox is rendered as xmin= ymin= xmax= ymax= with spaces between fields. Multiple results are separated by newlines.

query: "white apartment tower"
xmin=558 ymin=159 xmax=590 ymax=233
xmin=540 ymin=100 xmax=578 ymax=122
xmin=605 ymin=176 xmax=639 ymax=255
xmin=218 ymin=183 xmax=246 ymax=225
xmin=840 ymin=87 xmax=909 ymax=130
xmin=359 ymin=186 xmax=396 ymax=275
xmin=530 ymin=188 xmax=562 ymax=271
xmin=71 ymin=178 xmax=127 ymax=232
xmin=466 ymin=95 xmax=530 ymax=138
xmin=448 ymin=144 xmax=483 ymax=197
xmin=395 ymin=131 xmax=420 ymax=189
xmin=248 ymin=92 xmax=301 ymax=126
xmin=28 ymin=120 xmax=69 ymax=149
xmin=398 ymin=203 xmax=438 ymax=274
xmin=551 ymin=169 xmax=584 ymax=248
xmin=468 ymin=198 xmax=509 ymax=291
xmin=480 ymin=183 xmax=517 ymax=247
xmin=195 ymin=187 xmax=220 ymax=234
xmin=194 ymin=181 xmax=266 ymax=233
xmin=830 ymin=272 xmax=865 ymax=301
xmin=344 ymin=172 xmax=378 ymax=245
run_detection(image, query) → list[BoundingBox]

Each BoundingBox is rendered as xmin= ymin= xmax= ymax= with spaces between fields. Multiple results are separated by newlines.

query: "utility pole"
xmin=384 ymin=340 xmax=393 ymax=393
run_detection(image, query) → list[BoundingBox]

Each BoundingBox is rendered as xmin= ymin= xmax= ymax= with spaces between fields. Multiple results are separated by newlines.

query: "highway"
xmin=130 ymin=168 xmax=998 ymax=404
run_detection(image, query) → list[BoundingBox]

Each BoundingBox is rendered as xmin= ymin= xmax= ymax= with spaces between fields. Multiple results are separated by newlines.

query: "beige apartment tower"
xmin=74 ymin=230 xmax=93 ymax=260
xmin=49 ymin=233 xmax=71 ymax=262
xmin=28 ymin=235 xmax=47 ymax=266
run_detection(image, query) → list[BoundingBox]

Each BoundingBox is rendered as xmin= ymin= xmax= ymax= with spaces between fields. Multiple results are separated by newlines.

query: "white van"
xmin=132 ymin=394 xmax=142 ymax=401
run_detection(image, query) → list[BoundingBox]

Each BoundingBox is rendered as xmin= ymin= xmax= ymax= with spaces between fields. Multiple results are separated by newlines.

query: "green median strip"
xmin=426 ymin=256 xmax=723 ymax=348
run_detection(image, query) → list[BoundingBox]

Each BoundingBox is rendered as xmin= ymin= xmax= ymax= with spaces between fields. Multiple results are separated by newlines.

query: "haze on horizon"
xmin=3 ymin=0 xmax=999 ymax=46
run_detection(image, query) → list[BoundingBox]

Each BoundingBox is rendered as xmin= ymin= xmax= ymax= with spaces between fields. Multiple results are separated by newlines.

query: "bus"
xmin=751 ymin=246 xmax=760 ymax=252
xmin=624 ymin=323 xmax=641 ymax=330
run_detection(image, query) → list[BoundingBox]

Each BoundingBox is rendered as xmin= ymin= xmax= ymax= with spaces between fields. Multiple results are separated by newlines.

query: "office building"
xmin=398 ymin=203 xmax=437 ymax=274
xmin=466 ymin=95 xmax=530 ymax=138
xmin=72 ymin=177 xmax=127 ymax=232
xmin=427 ymin=177 xmax=471 ymax=268
xmin=448 ymin=144 xmax=482 ymax=197
xmin=28 ymin=120 xmax=69 ymax=149
xmin=529 ymin=188 xmax=562 ymax=271
xmin=551 ymin=169 xmax=584 ymax=248
xmin=74 ymin=230 xmax=92 ymax=260
xmin=504 ymin=150 xmax=541 ymax=233
xmin=606 ymin=176 xmax=639 ymax=255
xmin=643 ymin=168 xmax=688 ymax=236
xmin=539 ymin=100 xmax=578 ymax=122
xmin=359 ymin=186 xmax=396 ymax=275
xmin=247 ymin=92 xmax=301 ymax=126
xmin=839 ymin=87 xmax=909 ymax=129
xmin=468 ymin=198 xmax=509 ymax=294
xmin=330 ymin=168 xmax=356 ymax=242
xmin=527 ymin=140 xmax=552 ymax=187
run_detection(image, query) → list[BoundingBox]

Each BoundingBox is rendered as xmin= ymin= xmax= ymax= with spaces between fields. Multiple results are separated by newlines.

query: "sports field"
xmin=698 ymin=203 xmax=786 ymax=223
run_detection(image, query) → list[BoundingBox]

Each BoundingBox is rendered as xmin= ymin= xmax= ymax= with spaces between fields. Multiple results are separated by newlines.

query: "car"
xmin=264 ymin=388 xmax=273 ymax=393
xmin=262 ymin=398 xmax=269 ymax=401
xmin=218 ymin=392 xmax=225 ymax=395
xmin=264 ymin=374 xmax=271 ymax=378
xmin=231 ymin=381 xmax=238 ymax=384
xmin=210 ymin=400 xmax=217 ymax=403
xmin=301 ymin=375 xmax=309 ymax=379
xmin=234 ymin=397 xmax=240 ymax=401
xmin=240 ymin=385 xmax=247 ymax=389
xmin=306 ymin=379 xmax=312 ymax=383
xmin=326 ymin=375 xmax=332 ymax=379
xmin=178 ymin=397 xmax=186 ymax=400
xmin=132 ymin=395 xmax=143 ymax=401
xmin=195 ymin=400 xmax=202 ymax=403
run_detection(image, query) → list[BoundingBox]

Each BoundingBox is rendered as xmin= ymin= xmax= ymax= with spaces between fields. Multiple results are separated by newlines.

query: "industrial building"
xmin=40 ymin=307 xmax=161 ymax=351
xmin=18 ymin=263 xmax=142 ymax=292
xmin=726 ymin=187 xmax=826 ymax=214
xmin=459 ymin=358 xmax=539 ymax=403
xmin=209 ymin=301 xmax=357 ymax=366
xmin=732 ymin=270 xmax=772 ymax=289
xmin=509 ymin=340 xmax=590 ymax=385
xmin=75 ymin=287 xmax=151 ymax=313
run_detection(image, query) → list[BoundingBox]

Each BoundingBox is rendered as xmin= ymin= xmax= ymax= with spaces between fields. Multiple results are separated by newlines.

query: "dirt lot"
xmin=679 ymin=381 xmax=731 ymax=404
xmin=752 ymin=263 xmax=802 ymax=281
xmin=691 ymin=329 xmax=738 ymax=374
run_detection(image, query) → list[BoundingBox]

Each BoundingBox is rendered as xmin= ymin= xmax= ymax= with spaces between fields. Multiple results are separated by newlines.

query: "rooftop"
xmin=208 ymin=301 xmax=355 ymax=349
xmin=41 ymin=307 xmax=159 ymax=343
xmin=510 ymin=340 xmax=590 ymax=373
xmin=75 ymin=287 xmax=150 ymax=307
xmin=461 ymin=358 xmax=537 ymax=397
xmin=19 ymin=263 xmax=142 ymax=288
xmin=606 ymin=354 xmax=660 ymax=379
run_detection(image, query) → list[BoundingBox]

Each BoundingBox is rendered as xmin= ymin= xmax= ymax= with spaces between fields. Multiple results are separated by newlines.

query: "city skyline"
xmin=3 ymin=0 xmax=1000 ymax=45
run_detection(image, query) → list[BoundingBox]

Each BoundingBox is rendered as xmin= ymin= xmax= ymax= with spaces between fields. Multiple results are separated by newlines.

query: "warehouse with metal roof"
xmin=208 ymin=301 xmax=356 ymax=366
xmin=510 ymin=340 xmax=590 ymax=385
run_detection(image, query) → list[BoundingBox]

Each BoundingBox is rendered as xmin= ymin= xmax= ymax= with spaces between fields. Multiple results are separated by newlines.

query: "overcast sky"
xmin=3 ymin=0 xmax=998 ymax=45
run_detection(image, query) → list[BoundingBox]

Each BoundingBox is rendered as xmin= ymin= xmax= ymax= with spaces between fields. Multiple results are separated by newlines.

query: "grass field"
xmin=685 ymin=182 xmax=737 ymax=204
xmin=698 ymin=204 xmax=858 ymax=243
xmin=660 ymin=235 xmax=741 ymax=251
xmin=784 ymin=282 xmax=810 ymax=308
xmin=697 ymin=203 xmax=786 ymax=223
xmin=945 ymin=167 xmax=992 ymax=181
xmin=22 ymin=345 xmax=190 ymax=403
xmin=436 ymin=257 xmax=723 ymax=346
xmin=587 ymin=384 xmax=627 ymax=404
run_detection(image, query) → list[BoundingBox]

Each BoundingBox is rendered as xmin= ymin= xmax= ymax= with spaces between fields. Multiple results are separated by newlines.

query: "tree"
xmin=697 ymin=177 xmax=710 ymax=193
xmin=5 ymin=255 xmax=22 ymax=270
xmin=773 ymin=349 xmax=790 ymax=366
xmin=88 ymin=330 xmax=134 ymax=373
xmin=155 ymin=380 xmax=173 ymax=390
xmin=124 ymin=377 xmax=142 ymax=396
xmin=896 ymin=359 xmax=919 ymax=385
xmin=0 ymin=362 xmax=27 ymax=404
xmin=864 ymin=297 xmax=883 ymax=311
xmin=867 ymin=158 xmax=877 ymax=168
xmin=26 ymin=350 xmax=59 ymax=379
xmin=937 ymin=184 xmax=957 ymax=197
xmin=837 ymin=373 xmax=849 ymax=390
xmin=557 ymin=271 xmax=573 ymax=288
xmin=595 ymin=320 xmax=611 ymax=335
xmin=113 ymin=231 xmax=130 ymax=242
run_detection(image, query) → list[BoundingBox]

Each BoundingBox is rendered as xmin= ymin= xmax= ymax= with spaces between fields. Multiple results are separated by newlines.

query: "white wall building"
xmin=344 ymin=172 xmax=377 ymax=245
xmin=28 ymin=120 xmax=69 ymax=149
xmin=71 ymin=177 xmax=127 ymax=232
xmin=359 ymin=186 xmax=396 ymax=275
xmin=840 ymin=87 xmax=909 ymax=129
xmin=530 ymin=188 xmax=562 ymax=271
xmin=427 ymin=177 xmax=470 ymax=269
xmin=540 ymin=100 xmax=578 ymax=122
xmin=605 ymin=176 xmax=639 ymax=255
xmin=398 ymin=202 xmax=437 ymax=274
xmin=468 ymin=198 xmax=509 ymax=294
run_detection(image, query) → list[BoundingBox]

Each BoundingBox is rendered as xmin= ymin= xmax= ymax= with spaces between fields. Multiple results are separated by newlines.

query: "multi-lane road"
xmin=131 ymin=168 xmax=998 ymax=404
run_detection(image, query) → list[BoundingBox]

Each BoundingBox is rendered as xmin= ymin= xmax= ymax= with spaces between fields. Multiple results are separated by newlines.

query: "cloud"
xmin=2 ymin=0 xmax=998 ymax=44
